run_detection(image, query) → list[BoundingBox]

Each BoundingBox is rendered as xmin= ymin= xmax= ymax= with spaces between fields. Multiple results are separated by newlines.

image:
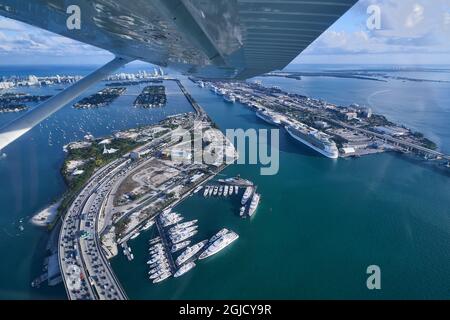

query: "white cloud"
xmin=405 ymin=4 xmax=425 ymax=28
xmin=304 ymin=0 xmax=450 ymax=58
xmin=0 ymin=16 xmax=109 ymax=60
xmin=0 ymin=0 xmax=449 ymax=65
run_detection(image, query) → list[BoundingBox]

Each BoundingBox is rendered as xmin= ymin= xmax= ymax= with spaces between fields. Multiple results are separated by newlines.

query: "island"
xmin=0 ymin=104 xmax=28 ymax=113
xmin=0 ymin=92 xmax=52 ymax=113
xmin=134 ymin=85 xmax=167 ymax=108
xmin=73 ymin=87 xmax=126 ymax=109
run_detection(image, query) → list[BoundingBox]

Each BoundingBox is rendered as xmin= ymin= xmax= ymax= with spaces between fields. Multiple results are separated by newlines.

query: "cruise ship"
xmin=199 ymin=231 xmax=239 ymax=260
xmin=174 ymin=262 xmax=196 ymax=278
xmin=256 ymin=109 xmax=282 ymax=126
xmin=248 ymin=193 xmax=261 ymax=217
xmin=176 ymin=240 xmax=208 ymax=266
xmin=209 ymin=85 xmax=218 ymax=94
xmin=285 ymin=123 xmax=339 ymax=159
xmin=224 ymin=94 xmax=236 ymax=103
xmin=241 ymin=186 xmax=253 ymax=205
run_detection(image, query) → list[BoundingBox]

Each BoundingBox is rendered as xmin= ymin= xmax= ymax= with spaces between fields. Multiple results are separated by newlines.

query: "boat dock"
xmin=154 ymin=217 xmax=177 ymax=274
xmin=218 ymin=176 xmax=254 ymax=187
xmin=121 ymin=242 xmax=134 ymax=261
xmin=203 ymin=176 xmax=257 ymax=199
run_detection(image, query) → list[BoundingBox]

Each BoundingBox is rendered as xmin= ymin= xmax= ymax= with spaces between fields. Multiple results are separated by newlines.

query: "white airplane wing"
xmin=0 ymin=0 xmax=357 ymax=79
xmin=0 ymin=0 xmax=357 ymax=151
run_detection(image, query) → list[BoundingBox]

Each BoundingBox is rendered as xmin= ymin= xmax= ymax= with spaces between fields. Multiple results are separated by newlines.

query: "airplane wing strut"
xmin=0 ymin=56 xmax=133 ymax=151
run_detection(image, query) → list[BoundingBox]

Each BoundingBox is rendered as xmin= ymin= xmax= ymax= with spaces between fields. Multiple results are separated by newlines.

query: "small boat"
xmin=149 ymin=237 xmax=160 ymax=245
xmin=150 ymin=270 xmax=170 ymax=280
xmin=153 ymin=272 xmax=171 ymax=283
xmin=130 ymin=232 xmax=140 ymax=240
xmin=174 ymin=262 xmax=196 ymax=278
xmin=248 ymin=193 xmax=261 ymax=217
xmin=194 ymin=186 xmax=203 ymax=194
xmin=209 ymin=228 xmax=229 ymax=243
xmin=241 ymin=186 xmax=253 ymax=205
xmin=171 ymin=240 xmax=191 ymax=253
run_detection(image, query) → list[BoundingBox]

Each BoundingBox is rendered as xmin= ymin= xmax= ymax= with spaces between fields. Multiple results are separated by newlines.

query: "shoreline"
xmin=30 ymin=200 xmax=62 ymax=228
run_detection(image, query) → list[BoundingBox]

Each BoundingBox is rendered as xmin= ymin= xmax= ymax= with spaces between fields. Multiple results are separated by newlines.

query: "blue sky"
xmin=0 ymin=0 xmax=449 ymax=65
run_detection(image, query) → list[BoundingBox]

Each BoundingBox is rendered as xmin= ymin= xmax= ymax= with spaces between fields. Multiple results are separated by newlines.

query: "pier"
xmin=321 ymin=117 xmax=450 ymax=161
xmin=121 ymin=242 xmax=134 ymax=261
xmin=154 ymin=217 xmax=177 ymax=274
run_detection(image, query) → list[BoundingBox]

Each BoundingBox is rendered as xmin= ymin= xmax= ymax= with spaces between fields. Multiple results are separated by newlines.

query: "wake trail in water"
xmin=367 ymin=89 xmax=391 ymax=106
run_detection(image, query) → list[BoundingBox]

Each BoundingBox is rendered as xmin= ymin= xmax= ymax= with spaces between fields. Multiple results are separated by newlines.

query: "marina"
xmin=120 ymin=175 xmax=258 ymax=285
xmin=145 ymin=209 xmax=240 ymax=284
xmin=202 ymin=176 xmax=261 ymax=218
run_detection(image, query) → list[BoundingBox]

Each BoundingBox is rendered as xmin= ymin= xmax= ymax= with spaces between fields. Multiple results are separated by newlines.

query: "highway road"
xmin=58 ymin=80 xmax=207 ymax=300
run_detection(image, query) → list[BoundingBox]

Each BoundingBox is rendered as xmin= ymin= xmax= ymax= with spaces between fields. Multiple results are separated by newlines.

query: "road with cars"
xmin=58 ymin=80 xmax=207 ymax=300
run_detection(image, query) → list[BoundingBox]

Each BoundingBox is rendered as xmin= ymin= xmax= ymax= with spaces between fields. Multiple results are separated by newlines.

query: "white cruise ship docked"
xmin=224 ymin=94 xmax=236 ymax=103
xmin=285 ymin=122 xmax=339 ymax=159
xmin=256 ymin=109 xmax=282 ymax=126
xmin=199 ymin=231 xmax=239 ymax=260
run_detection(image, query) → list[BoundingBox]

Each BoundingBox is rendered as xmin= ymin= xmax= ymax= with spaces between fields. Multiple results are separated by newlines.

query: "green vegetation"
xmin=115 ymin=218 xmax=130 ymax=237
xmin=55 ymin=138 xmax=144 ymax=224
xmin=365 ymin=114 xmax=393 ymax=127
xmin=421 ymin=137 xmax=437 ymax=150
